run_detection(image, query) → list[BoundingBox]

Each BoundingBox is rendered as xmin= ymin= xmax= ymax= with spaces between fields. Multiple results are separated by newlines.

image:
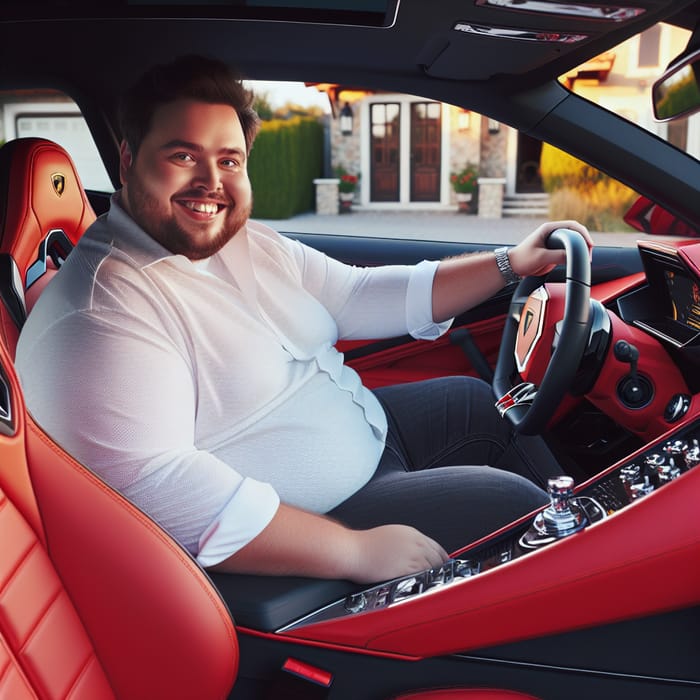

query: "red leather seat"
xmin=0 ymin=137 xmax=96 ymax=356
xmin=0 ymin=334 xmax=238 ymax=698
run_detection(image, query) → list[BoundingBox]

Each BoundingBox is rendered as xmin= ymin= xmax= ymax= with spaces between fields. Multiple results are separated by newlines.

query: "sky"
xmin=244 ymin=80 xmax=332 ymax=113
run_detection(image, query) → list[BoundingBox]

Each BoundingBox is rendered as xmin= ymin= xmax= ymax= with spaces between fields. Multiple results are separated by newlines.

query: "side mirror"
xmin=652 ymin=47 xmax=700 ymax=122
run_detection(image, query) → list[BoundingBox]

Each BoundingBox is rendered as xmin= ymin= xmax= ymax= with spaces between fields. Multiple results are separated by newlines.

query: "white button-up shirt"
xmin=17 ymin=198 xmax=450 ymax=566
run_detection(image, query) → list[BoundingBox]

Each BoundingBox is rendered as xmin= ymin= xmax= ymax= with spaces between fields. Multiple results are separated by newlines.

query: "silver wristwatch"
xmin=494 ymin=246 xmax=521 ymax=286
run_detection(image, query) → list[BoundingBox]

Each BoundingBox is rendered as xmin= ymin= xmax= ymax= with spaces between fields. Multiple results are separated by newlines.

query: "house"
xmin=312 ymin=22 xmax=696 ymax=217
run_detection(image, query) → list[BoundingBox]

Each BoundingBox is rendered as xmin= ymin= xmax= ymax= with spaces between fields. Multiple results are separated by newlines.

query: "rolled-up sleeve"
xmin=197 ymin=478 xmax=279 ymax=567
xmin=405 ymin=259 xmax=453 ymax=340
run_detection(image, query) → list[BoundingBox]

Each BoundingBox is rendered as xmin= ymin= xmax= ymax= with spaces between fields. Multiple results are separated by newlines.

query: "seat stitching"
xmin=17 ymin=583 xmax=63 ymax=656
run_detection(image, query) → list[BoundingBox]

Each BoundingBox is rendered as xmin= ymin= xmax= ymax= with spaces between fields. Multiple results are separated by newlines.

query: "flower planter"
xmin=456 ymin=192 xmax=473 ymax=212
xmin=339 ymin=191 xmax=355 ymax=213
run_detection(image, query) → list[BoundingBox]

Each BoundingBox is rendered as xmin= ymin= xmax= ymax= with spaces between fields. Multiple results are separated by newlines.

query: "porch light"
xmin=340 ymin=102 xmax=354 ymax=135
xmin=458 ymin=109 xmax=471 ymax=131
xmin=488 ymin=118 xmax=500 ymax=134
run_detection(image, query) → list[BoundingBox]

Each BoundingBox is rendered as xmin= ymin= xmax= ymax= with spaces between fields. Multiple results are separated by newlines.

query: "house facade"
xmin=317 ymin=22 xmax=697 ymax=217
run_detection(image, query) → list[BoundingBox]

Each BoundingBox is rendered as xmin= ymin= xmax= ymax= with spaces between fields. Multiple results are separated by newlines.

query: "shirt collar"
xmin=103 ymin=192 xmax=178 ymax=270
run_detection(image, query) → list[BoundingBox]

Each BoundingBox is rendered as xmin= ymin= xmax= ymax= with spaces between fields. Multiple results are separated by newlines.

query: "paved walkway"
xmin=258 ymin=209 xmax=659 ymax=247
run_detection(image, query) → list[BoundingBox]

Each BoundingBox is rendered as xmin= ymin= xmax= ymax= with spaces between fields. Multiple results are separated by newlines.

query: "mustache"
xmin=174 ymin=190 xmax=232 ymax=205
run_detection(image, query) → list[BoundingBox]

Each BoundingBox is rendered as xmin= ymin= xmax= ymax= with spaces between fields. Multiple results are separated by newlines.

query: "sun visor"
xmin=423 ymin=23 xmax=591 ymax=80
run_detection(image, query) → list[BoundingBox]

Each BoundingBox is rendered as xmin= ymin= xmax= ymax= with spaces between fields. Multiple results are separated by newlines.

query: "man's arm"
xmin=432 ymin=220 xmax=593 ymax=322
xmin=207 ymin=503 xmax=449 ymax=584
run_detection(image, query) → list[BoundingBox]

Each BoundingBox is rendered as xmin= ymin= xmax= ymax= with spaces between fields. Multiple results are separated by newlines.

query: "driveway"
xmin=259 ymin=209 xmax=674 ymax=247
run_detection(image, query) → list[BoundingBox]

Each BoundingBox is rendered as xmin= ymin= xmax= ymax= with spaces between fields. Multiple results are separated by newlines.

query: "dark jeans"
xmin=328 ymin=376 xmax=562 ymax=554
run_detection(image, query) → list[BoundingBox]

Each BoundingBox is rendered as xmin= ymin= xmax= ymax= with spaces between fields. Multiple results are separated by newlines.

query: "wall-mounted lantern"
xmin=488 ymin=118 xmax=501 ymax=134
xmin=340 ymin=102 xmax=354 ymax=135
xmin=458 ymin=109 xmax=471 ymax=131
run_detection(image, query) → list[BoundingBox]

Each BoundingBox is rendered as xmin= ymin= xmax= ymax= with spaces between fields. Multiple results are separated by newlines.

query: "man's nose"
xmin=191 ymin=160 xmax=221 ymax=190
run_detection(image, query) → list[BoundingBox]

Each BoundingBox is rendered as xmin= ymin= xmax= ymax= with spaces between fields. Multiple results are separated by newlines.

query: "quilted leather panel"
xmin=0 ymin=491 xmax=115 ymax=700
xmin=0 ymin=634 xmax=37 ymax=699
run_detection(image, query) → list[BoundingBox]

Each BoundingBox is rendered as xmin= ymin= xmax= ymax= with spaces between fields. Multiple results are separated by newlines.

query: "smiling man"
xmin=119 ymin=99 xmax=253 ymax=259
xmin=17 ymin=54 xmax=591 ymax=584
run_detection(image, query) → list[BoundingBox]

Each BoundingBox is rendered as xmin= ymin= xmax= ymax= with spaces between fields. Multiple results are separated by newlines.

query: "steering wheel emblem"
xmin=515 ymin=286 xmax=548 ymax=373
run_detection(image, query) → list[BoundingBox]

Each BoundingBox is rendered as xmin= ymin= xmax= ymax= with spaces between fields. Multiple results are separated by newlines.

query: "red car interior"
xmin=0 ymin=137 xmax=96 ymax=356
xmin=0 ymin=137 xmax=584 ymax=699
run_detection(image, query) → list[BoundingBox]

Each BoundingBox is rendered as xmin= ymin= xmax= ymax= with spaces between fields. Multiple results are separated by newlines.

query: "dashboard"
xmin=665 ymin=269 xmax=700 ymax=332
xmin=618 ymin=241 xmax=700 ymax=349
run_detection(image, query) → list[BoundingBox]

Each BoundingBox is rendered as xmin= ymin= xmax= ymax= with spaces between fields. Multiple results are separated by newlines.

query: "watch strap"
xmin=494 ymin=246 xmax=521 ymax=286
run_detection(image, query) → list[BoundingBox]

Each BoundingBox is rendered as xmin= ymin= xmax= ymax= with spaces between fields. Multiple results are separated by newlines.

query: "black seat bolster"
xmin=0 ymin=253 xmax=27 ymax=331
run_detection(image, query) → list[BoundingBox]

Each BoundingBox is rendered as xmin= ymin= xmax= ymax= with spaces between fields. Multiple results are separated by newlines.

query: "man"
xmin=17 ymin=55 xmax=592 ymax=584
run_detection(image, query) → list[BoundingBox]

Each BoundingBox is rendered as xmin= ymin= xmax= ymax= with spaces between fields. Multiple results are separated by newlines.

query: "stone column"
xmin=314 ymin=178 xmax=340 ymax=215
xmin=477 ymin=177 xmax=506 ymax=218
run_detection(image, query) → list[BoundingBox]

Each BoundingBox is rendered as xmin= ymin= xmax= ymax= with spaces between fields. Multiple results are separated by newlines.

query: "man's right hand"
xmin=346 ymin=524 xmax=449 ymax=584
xmin=207 ymin=503 xmax=450 ymax=584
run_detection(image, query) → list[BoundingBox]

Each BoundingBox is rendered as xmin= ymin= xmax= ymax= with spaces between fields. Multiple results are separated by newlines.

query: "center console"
xmin=273 ymin=420 xmax=700 ymax=632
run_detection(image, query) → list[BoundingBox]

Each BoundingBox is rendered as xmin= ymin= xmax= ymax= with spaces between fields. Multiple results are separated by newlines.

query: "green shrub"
xmin=248 ymin=117 xmax=324 ymax=219
xmin=541 ymin=143 xmax=637 ymax=232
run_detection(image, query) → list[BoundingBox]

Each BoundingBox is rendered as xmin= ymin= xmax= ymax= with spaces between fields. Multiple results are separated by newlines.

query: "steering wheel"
xmin=492 ymin=228 xmax=591 ymax=435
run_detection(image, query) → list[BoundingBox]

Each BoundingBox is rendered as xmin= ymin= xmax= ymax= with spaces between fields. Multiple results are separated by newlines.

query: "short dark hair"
xmin=118 ymin=54 xmax=261 ymax=157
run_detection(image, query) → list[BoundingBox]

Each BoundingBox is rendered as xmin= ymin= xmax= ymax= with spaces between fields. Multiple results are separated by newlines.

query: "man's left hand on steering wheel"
xmin=492 ymin=223 xmax=595 ymax=436
xmin=509 ymin=220 xmax=593 ymax=279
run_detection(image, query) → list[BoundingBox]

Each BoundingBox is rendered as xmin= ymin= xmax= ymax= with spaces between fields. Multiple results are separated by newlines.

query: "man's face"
xmin=120 ymin=99 xmax=252 ymax=259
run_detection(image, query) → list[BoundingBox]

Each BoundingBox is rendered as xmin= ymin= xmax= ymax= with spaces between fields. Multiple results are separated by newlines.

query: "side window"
xmin=1 ymin=94 xmax=113 ymax=192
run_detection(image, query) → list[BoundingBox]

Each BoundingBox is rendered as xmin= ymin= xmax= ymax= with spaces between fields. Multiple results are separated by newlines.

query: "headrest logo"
xmin=51 ymin=173 xmax=65 ymax=197
xmin=523 ymin=309 xmax=534 ymax=335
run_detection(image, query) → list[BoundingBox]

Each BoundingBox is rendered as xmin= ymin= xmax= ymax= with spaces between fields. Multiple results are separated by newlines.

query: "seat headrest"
xmin=0 ymin=137 xmax=96 ymax=283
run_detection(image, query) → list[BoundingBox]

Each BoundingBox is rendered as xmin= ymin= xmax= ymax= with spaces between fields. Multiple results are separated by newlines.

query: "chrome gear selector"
xmin=520 ymin=475 xmax=590 ymax=548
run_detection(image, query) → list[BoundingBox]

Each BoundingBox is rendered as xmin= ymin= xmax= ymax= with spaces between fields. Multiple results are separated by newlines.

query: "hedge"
xmin=248 ymin=116 xmax=324 ymax=219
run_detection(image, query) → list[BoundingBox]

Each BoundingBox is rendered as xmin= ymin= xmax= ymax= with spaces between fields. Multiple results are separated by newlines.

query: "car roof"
xmin=2 ymin=1 xmax=697 ymax=96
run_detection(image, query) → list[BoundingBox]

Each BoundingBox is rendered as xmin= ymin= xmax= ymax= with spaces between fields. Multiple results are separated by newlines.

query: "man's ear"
xmin=119 ymin=141 xmax=133 ymax=184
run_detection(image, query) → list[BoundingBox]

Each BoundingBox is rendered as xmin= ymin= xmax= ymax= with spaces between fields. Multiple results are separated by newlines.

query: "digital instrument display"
xmin=664 ymin=269 xmax=700 ymax=332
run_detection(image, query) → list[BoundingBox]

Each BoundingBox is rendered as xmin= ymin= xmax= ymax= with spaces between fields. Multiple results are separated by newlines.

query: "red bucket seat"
xmin=0 ymin=333 xmax=238 ymax=698
xmin=0 ymin=137 xmax=96 ymax=356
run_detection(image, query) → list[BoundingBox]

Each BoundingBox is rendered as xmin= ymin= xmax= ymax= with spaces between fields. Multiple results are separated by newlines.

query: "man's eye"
xmin=173 ymin=153 xmax=194 ymax=163
xmin=221 ymin=158 xmax=241 ymax=169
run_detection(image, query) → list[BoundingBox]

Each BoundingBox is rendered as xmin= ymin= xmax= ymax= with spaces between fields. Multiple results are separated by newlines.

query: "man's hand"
xmin=509 ymin=220 xmax=593 ymax=279
xmin=208 ymin=503 xmax=449 ymax=584
xmin=346 ymin=524 xmax=449 ymax=584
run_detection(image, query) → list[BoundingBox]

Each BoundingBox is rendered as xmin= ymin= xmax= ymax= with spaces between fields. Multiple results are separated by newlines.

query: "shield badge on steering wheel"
xmin=515 ymin=286 xmax=548 ymax=373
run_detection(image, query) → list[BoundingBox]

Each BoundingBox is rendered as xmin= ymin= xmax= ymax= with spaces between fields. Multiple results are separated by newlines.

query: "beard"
xmin=123 ymin=172 xmax=252 ymax=260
